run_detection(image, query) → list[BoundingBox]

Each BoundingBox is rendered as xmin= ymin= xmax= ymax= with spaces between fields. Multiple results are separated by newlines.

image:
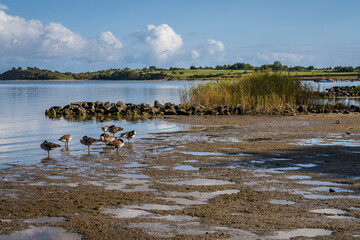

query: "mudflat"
xmin=0 ymin=114 xmax=359 ymax=239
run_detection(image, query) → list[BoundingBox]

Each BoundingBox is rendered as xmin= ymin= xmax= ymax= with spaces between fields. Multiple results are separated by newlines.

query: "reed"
xmin=180 ymin=72 xmax=313 ymax=114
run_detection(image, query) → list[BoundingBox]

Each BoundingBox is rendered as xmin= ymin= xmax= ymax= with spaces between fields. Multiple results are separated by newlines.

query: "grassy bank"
xmin=180 ymin=72 xmax=313 ymax=114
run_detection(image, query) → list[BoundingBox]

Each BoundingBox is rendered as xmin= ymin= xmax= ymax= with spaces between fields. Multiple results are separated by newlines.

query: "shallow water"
xmin=0 ymin=80 xmax=190 ymax=165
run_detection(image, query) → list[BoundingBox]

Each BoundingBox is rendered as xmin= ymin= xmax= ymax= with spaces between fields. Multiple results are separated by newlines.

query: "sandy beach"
xmin=0 ymin=113 xmax=359 ymax=239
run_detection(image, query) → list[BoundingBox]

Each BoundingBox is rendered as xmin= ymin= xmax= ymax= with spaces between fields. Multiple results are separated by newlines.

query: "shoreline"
xmin=0 ymin=114 xmax=359 ymax=239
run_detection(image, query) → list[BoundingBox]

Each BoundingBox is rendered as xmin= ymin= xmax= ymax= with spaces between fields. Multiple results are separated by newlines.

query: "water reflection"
xmin=0 ymin=80 xmax=190 ymax=165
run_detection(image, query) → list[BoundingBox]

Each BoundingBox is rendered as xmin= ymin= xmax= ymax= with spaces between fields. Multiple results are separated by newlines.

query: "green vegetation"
xmin=180 ymin=72 xmax=313 ymax=114
xmin=0 ymin=62 xmax=359 ymax=81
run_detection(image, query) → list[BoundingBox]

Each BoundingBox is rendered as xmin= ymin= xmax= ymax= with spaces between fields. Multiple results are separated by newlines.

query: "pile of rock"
xmin=45 ymin=100 xmax=360 ymax=118
xmin=324 ymin=86 xmax=360 ymax=97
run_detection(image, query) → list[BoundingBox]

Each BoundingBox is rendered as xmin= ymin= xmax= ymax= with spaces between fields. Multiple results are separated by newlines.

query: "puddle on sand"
xmin=267 ymin=228 xmax=332 ymax=239
xmin=295 ymin=163 xmax=316 ymax=168
xmin=298 ymin=180 xmax=344 ymax=186
xmin=183 ymin=160 xmax=198 ymax=163
xmin=310 ymin=186 xmax=353 ymax=193
xmin=259 ymin=167 xmax=300 ymax=173
xmin=287 ymin=175 xmax=311 ymax=180
xmin=174 ymin=165 xmax=199 ymax=171
xmin=161 ymin=190 xmax=240 ymax=205
xmin=128 ymin=222 xmax=259 ymax=239
xmin=0 ymin=226 xmax=81 ymax=240
xmin=24 ymin=216 xmax=65 ymax=223
xmin=128 ymin=222 xmax=211 ymax=238
xmin=129 ymin=204 xmax=185 ymax=211
xmin=46 ymin=176 xmax=68 ymax=180
xmin=152 ymin=215 xmax=198 ymax=222
xmin=310 ymin=209 xmax=347 ymax=215
xmin=124 ymin=163 xmax=149 ymax=168
xmin=166 ymin=178 xmax=235 ymax=186
xmin=291 ymin=190 xmax=360 ymax=200
xmin=327 ymin=215 xmax=357 ymax=220
xmin=103 ymin=204 xmax=186 ymax=219
xmin=270 ymin=200 xmax=296 ymax=205
xmin=103 ymin=208 xmax=151 ymax=218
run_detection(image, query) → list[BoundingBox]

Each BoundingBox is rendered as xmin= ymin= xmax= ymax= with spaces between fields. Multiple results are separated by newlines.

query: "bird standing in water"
xmin=121 ymin=130 xmax=136 ymax=142
xmin=109 ymin=125 xmax=123 ymax=136
xmin=41 ymin=140 xmax=61 ymax=158
xmin=80 ymin=136 xmax=99 ymax=153
xmin=58 ymin=134 xmax=72 ymax=149
xmin=106 ymin=139 xmax=125 ymax=154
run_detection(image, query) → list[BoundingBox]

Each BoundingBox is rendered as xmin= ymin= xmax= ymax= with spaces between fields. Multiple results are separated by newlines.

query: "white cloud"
xmin=191 ymin=50 xmax=200 ymax=59
xmin=138 ymin=24 xmax=184 ymax=61
xmin=206 ymin=39 xmax=226 ymax=55
xmin=0 ymin=3 xmax=7 ymax=10
xmin=0 ymin=10 xmax=123 ymax=62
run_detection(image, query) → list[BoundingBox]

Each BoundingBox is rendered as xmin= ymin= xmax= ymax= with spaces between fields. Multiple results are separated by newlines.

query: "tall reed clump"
xmin=180 ymin=72 xmax=313 ymax=114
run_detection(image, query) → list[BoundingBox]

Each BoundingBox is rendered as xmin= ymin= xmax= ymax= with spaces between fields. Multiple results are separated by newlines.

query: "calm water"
xmin=0 ymin=80 xmax=192 ymax=165
xmin=0 ymin=80 xmax=359 ymax=165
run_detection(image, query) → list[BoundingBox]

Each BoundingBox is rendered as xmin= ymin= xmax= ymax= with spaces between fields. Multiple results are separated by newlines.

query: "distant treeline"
xmin=0 ymin=62 xmax=359 ymax=80
xmin=0 ymin=67 xmax=169 ymax=80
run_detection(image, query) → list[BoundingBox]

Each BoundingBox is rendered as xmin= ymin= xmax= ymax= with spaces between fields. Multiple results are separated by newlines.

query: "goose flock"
xmin=40 ymin=125 xmax=136 ymax=157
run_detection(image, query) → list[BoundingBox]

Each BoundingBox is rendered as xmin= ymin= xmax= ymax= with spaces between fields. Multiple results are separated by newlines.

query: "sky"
xmin=0 ymin=0 xmax=359 ymax=72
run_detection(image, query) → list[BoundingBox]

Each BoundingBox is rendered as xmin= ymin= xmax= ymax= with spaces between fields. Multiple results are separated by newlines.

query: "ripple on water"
xmin=0 ymin=226 xmax=81 ymax=240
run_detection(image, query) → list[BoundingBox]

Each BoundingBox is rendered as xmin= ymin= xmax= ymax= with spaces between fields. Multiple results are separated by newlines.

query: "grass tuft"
xmin=180 ymin=72 xmax=313 ymax=114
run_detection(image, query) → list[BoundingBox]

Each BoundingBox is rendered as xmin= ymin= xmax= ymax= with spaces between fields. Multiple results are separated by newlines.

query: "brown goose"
xmin=40 ymin=140 xmax=61 ymax=158
xmin=58 ymin=134 xmax=72 ymax=149
xmin=121 ymin=130 xmax=136 ymax=142
xmin=109 ymin=125 xmax=123 ymax=136
xmin=100 ymin=133 xmax=116 ymax=143
xmin=101 ymin=125 xmax=109 ymax=133
xmin=106 ymin=138 xmax=124 ymax=154
xmin=80 ymin=136 xmax=99 ymax=153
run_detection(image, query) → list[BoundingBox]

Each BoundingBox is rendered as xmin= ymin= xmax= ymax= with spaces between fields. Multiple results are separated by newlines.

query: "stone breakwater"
xmin=45 ymin=100 xmax=360 ymax=118
xmin=322 ymin=86 xmax=360 ymax=97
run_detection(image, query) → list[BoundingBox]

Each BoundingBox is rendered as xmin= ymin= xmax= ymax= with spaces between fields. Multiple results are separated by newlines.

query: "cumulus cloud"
xmin=0 ymin=10 xmax=123 ymax=61
xmin=206 ymin=39 xmax=226 ymax=55
xmin=136 ymin=24 xmax=184 ymax=61
xmin=0 ymin=3 xmax=7 ymax=10
xmin=190 ymin=39 xmax=226 ymax=62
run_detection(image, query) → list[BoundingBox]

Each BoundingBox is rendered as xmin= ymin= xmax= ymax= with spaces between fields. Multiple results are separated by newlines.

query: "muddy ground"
xmin=0 ymin=113 xmax=359 ymax=239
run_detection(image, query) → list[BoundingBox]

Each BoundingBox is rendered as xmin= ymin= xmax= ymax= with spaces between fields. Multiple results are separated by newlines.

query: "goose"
xmin=101 ymin=125 xmax=109 ymax=133
xmin=106 ymin=139 xmax=124 ymax=154
xmin=58 ymin=134 xmax=72 ymax=149
xmin=100 ymin=133 xmax=116 ymax=143
xmin=41 ymin=140 xmax=61 ymax=158
xmin=121 ymin=130 xmax=136 ymax=142
xmin=109 ymin=125 xmax=123 ymax=136
xmin=80 ymin=136 xmax=99 ymax=153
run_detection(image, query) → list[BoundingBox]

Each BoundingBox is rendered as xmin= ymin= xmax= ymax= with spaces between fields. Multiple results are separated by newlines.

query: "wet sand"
xmin=0 ymin=113 xmax=360 ymax=239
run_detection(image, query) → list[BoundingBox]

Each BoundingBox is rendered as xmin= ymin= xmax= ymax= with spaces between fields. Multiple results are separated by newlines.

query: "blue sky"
xmin=0 ymin=0 xmax=359 ymax=72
